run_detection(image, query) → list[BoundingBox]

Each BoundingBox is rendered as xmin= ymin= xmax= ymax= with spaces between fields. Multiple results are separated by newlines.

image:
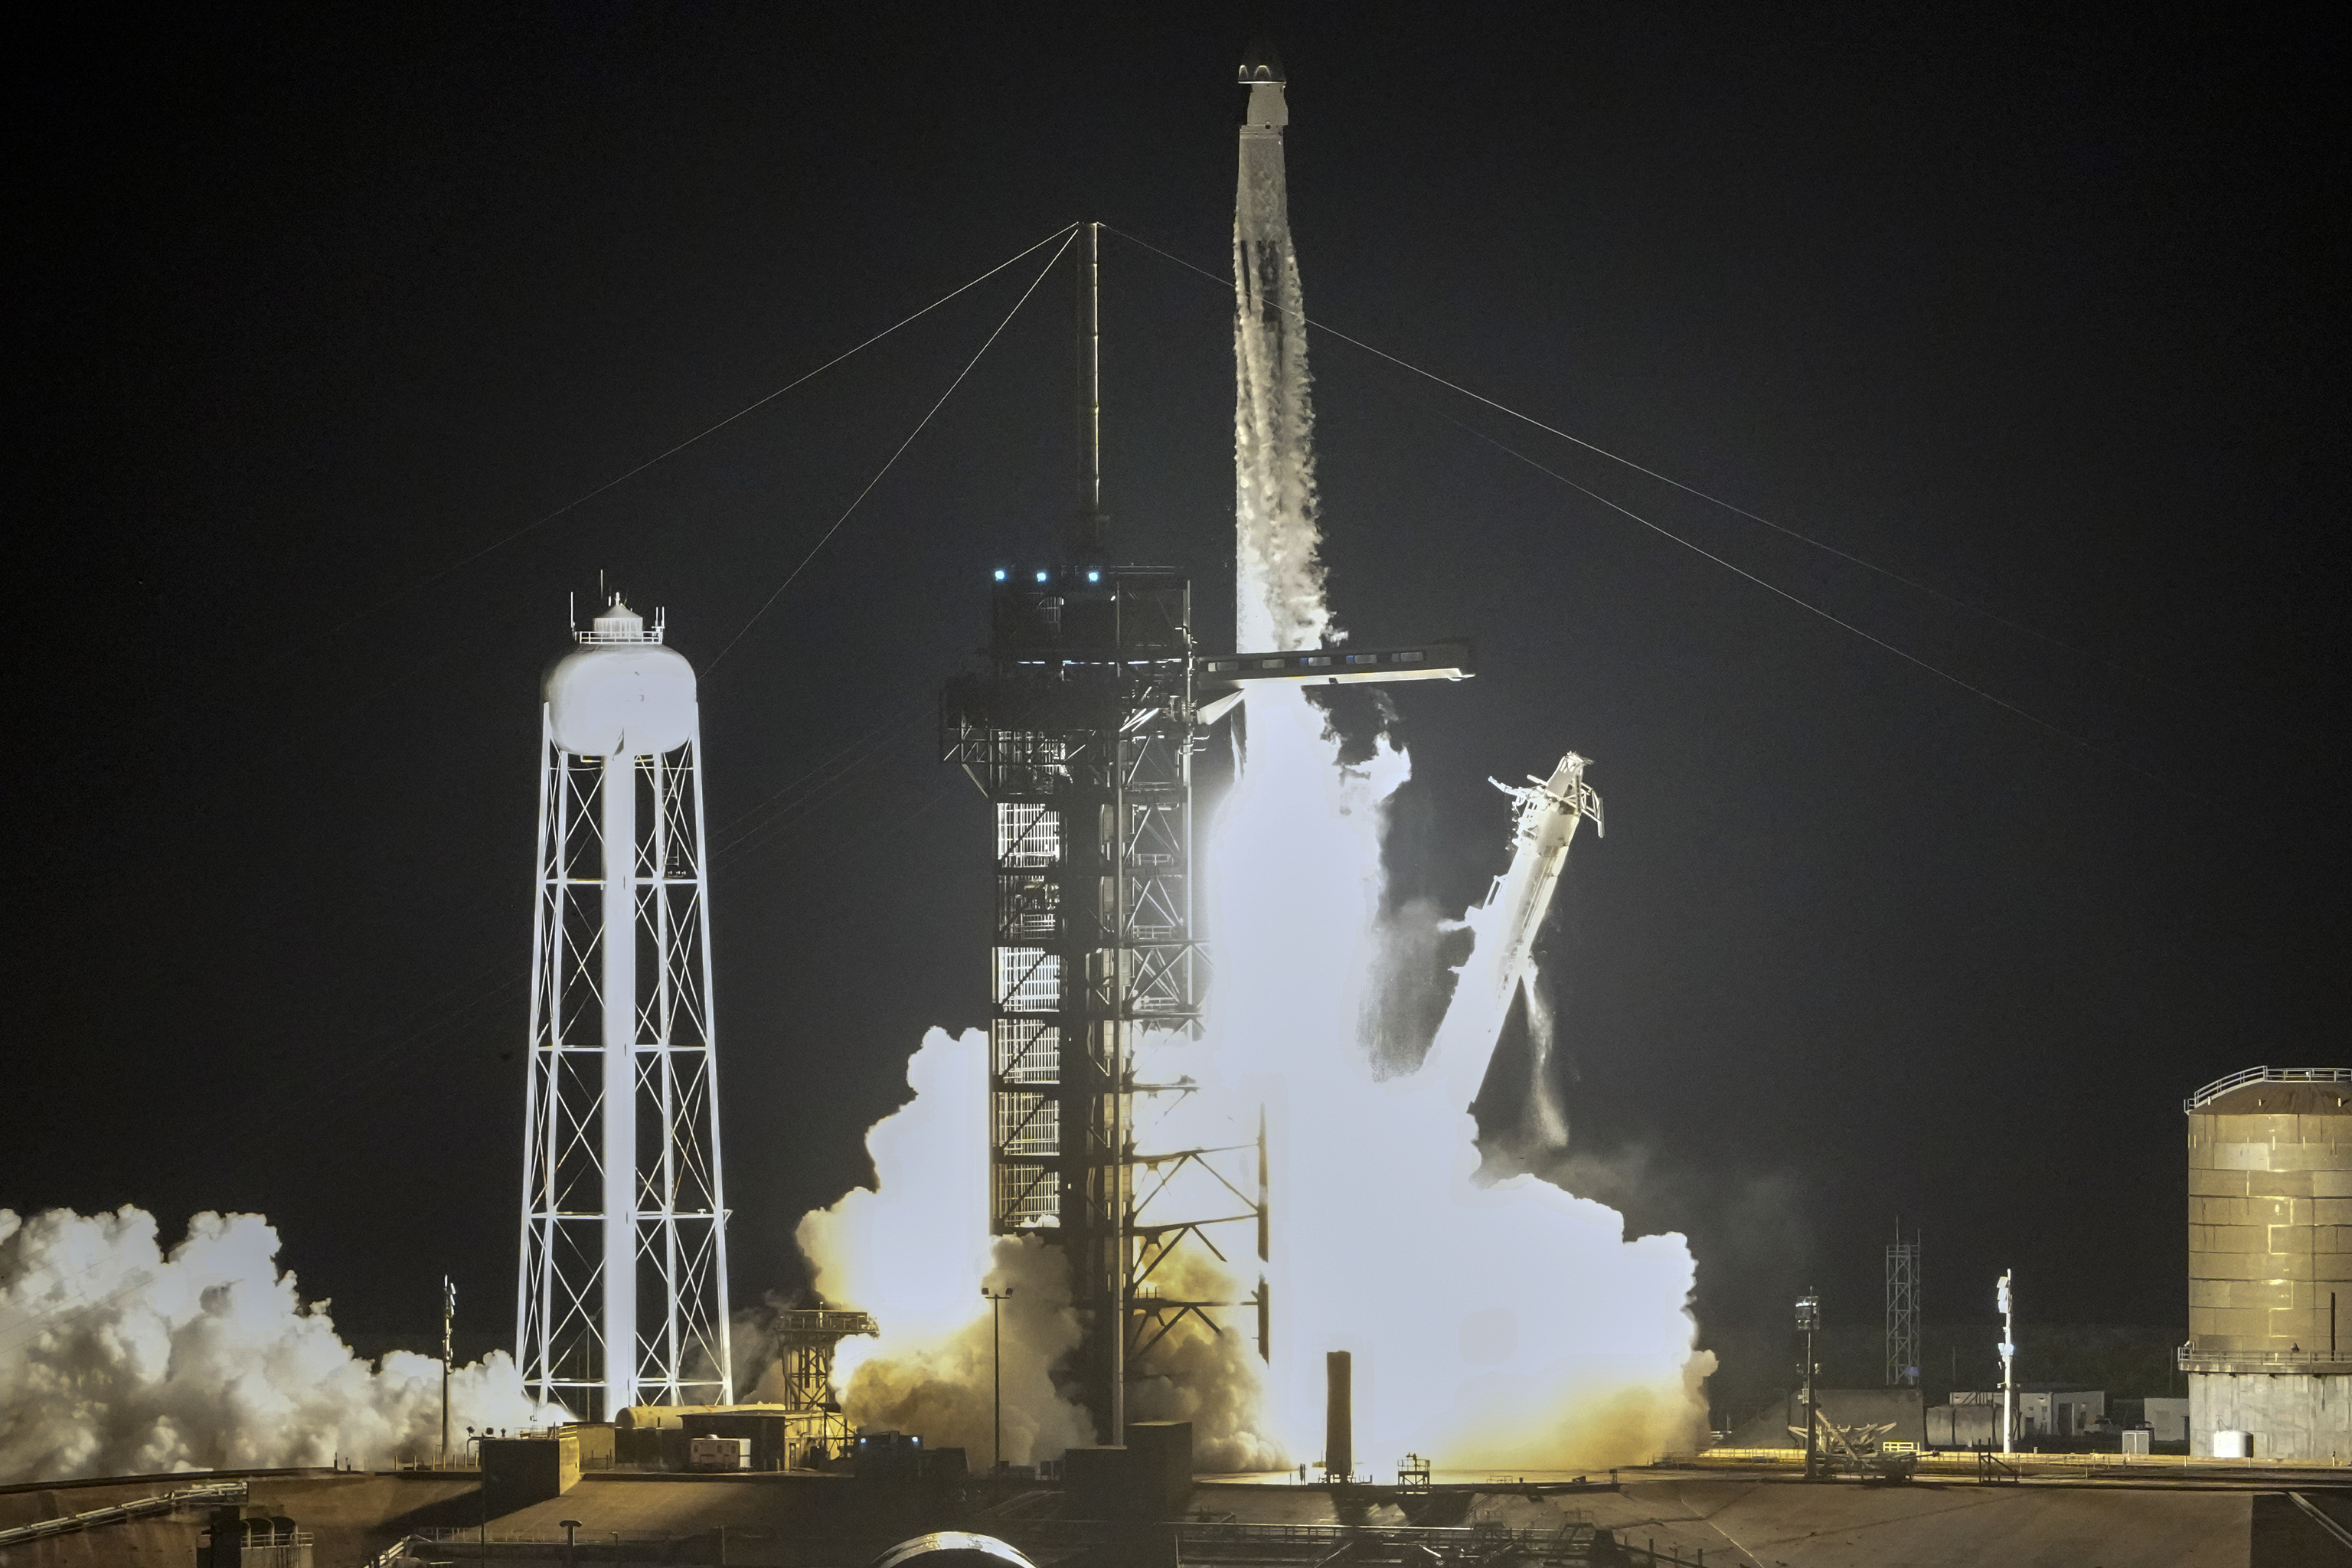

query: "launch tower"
xmin=518 ymin=597 xmax=733 ymax=1419
xmin=939 ymin=542 xmax=1208 ymax=1439
xmin=941 ymin=212 xmax=1474 ymax=1439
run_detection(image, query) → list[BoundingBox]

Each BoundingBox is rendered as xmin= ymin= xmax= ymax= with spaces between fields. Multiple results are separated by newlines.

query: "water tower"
xmin=516 ymin=596 xmax=733 ymax=1419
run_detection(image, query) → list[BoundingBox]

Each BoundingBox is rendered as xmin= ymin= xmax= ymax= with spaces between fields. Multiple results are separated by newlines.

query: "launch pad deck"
xmin=8 ymin=1463 xmax=2352 ymax=1566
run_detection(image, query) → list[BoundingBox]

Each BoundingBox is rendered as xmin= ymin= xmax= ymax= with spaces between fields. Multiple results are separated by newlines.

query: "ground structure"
xmin=5 ymin=1457 xmax=2352 ymax=1566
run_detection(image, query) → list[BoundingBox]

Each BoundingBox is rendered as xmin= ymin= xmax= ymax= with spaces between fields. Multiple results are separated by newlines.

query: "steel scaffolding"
xmin=1885 ymin=1223 xmax=1922 ymax=1387
xmin=944 ymin=565 xmax=1260 ymax=1440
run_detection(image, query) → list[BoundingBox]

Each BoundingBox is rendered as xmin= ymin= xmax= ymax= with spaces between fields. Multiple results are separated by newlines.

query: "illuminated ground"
xmin=6 ymin=1462 xmax=2350 ymax=1565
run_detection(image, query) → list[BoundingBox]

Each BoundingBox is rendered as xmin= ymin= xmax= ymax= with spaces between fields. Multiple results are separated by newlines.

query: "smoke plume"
xmin=1234 ymin=106 xmax=1332 ymax=653
xmin=0 ymin=1206 xmax=547 ymax=1484
xmin=1217 ymin=87 xmax=1713 ymax=1465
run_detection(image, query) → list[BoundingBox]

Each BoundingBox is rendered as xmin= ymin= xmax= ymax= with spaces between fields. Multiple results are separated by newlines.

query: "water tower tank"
xmin=2185 ymin=1068 xmax=2352 ymax=1360
xmin=544 ymin=598 xmax=696 ymax=756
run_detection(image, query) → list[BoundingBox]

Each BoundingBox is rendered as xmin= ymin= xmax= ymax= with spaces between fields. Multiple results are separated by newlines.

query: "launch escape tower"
xmin=518 ymin=598 xmax=733 ymax=1419
xmin=940 ymin=220 xmax=1475 ymax=1442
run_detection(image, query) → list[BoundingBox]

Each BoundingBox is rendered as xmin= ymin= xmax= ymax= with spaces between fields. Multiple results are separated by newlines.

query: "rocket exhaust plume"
xmin=1210 ymin=50 xmax=1713 ymax=1468
xmin=0 ymin=1207 xmax=550 ymax=1482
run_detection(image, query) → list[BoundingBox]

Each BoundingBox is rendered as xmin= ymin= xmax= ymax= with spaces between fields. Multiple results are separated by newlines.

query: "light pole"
xmin=982 ymin=1285 xmax=1014 ymax=1484
xmin=559 ymin=1518 xmax=581 ymax=1568
xmin=1795 ymin=1292 xmax=1822 ymax=1481
xmin=440 ymin=1276 xmax=456 ymax=1465
xmin=1997 ymin=1271 xmax=2016 ymax=1456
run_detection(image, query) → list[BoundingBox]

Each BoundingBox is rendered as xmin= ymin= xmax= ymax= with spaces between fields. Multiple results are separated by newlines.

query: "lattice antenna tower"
xmin=1885 ymin=1219 xmax=1922 ymax=1387
xmin=517 ymin=594 xmax=733 ymax=1419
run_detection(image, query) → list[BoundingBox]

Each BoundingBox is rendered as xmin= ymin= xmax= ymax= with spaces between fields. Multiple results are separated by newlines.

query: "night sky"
xmin=16 ymin=5 xmax=2344 ymax=1416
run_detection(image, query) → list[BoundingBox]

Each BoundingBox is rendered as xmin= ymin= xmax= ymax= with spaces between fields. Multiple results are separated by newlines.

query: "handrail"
xmin=2177 ymin=1342 xmax=2352 ymax=1372
xmin=0 ymin=1481 xmax=247 ymax=1547
xmin=2184 ymin=1067 xmax=2352 ymax=1113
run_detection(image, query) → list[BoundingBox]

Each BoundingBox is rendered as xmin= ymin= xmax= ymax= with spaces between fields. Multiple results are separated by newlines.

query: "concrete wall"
xmin=2190 ymin=1371 xmax=2352 ymax=1459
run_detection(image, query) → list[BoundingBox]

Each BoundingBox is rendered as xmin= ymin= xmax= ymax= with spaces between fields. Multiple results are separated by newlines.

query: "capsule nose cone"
xmin=1238 ymin=36 xmax=1284 ymax=85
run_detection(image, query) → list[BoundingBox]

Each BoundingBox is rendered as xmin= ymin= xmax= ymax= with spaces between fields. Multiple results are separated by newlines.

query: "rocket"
xmin=1422 ymin=753 xmax=1604 ymax=1148
xmin=1239 ymin=39 xmax=1287 ymax=125
xmin=1233 ymin=38 xmax=1331 ymax=651
xmin=1479 ymin=753 xmax=1605 ymax=1025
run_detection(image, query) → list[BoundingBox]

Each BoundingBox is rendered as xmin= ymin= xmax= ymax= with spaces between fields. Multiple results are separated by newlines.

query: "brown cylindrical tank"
xmin=2186 ymin=1070 xmax=2352 ymax=1361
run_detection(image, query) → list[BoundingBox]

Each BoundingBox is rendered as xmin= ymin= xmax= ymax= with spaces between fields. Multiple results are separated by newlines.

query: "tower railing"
xmin=2184 ymin=1067 xmax=2352 ymax=1112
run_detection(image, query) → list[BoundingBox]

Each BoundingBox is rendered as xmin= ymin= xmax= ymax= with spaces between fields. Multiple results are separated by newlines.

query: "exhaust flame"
xmin=795 ymin=1029 xmax=1096 ymax=1468
xmin=1206 ymin=687 xmax=1712 ymax=1469
xmin=0 ymin=1206 xmax=547 ymax=1483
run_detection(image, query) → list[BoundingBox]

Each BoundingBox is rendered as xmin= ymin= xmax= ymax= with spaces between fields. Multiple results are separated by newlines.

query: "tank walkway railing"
xmin=0 ymin=1480 xmax=248 ymax=1547
xmin=2184 ymin=1066 xmax=2352 ymax=1112
xmin=2177 ymin=1342 xmax=2352 ymax=1374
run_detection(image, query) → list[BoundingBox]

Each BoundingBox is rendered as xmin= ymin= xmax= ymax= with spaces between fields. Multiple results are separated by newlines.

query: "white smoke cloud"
xmin=1208 ymin=688 xmax=1713 ymax=1472
xmin=1227 ymin=99 xmax=1714 ymax=1468
xmin=0 ymin=1206 xmax=550 ymax=1484
xmin=795 ymin=1029 xmax=1286 ymax=1472
xmin=795 ymin=1029 xmax=1096 ymax=1467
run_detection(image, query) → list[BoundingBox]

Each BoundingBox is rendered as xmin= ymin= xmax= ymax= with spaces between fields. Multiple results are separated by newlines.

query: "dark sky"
xmin=15 ymin=4 xmax=2345 ymax=1400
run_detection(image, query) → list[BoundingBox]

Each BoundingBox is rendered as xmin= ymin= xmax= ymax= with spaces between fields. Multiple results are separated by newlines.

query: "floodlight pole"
xmin=1796 ymin=1292 xmax=1822 ymax=1481
xmin=440 ymin=1276 xmax=456 ymax=1464
xmin=1998 ymin=1271 xmax=2016 ymax=1455
xmin=982 ymin=1286 xmax=1014 ymax=1485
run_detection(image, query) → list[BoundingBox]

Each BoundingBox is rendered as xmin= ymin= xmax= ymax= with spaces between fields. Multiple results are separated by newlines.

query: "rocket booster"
xmin=1479 ymin=753 xmax=1605 ymax=1021
xmin=1419 ymin=752 xmax=1604 ymax=1135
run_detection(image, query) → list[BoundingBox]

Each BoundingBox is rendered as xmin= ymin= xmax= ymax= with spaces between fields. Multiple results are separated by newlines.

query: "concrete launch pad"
xmin=8 ymin=1460 xmax=2352 ymax=1566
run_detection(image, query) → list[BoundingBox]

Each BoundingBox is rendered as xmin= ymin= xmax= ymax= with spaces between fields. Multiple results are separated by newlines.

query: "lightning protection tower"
xmin=518 ymin=595 xmax=733 ymax=1419
xmin=1885 ymin=1220 xmax=1921 ymax=1387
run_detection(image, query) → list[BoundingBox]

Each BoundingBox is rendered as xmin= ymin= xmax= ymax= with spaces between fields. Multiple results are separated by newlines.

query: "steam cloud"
xmin=0 ymin=1206 xmax=547 ymax=1485
xmin=795 ymin=1030 xmax=1093 ymax=1468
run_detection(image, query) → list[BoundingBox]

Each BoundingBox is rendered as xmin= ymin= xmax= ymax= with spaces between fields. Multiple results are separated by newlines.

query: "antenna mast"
xmin=1071 ymin=220 xmax=1105 ymax=558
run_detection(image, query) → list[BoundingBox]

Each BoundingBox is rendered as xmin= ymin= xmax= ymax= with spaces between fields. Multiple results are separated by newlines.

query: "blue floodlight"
xmin=1087 ymin=570 xmax=1101 ymax=583
xmin=1035 ymin=570 xmax=1049 ymax=583
xmin=993 ymin=568 xmax=1007 ymax=581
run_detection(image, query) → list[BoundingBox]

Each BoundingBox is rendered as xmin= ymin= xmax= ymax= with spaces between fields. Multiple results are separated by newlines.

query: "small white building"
xmin=1936 ymin=1388 xmax=2105 ymax=1441
xmin=689 ymin=1436 xmax=750 ymax=1472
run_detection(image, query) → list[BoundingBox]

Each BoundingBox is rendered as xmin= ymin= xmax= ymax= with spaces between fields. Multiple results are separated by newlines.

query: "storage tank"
xmin=544 ymin=598 xmax=697 ymax=756
xmin=2181 ymin=1067 xmax=2352 ymax=1459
